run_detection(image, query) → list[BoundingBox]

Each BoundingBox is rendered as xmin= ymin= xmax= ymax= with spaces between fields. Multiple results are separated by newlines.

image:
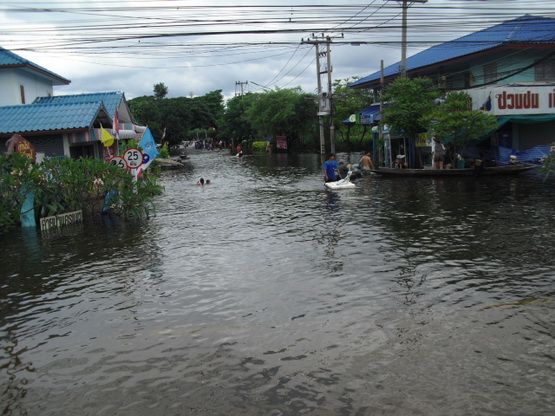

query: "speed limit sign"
xmin=109 ymin=156 xmax=126 ymax=169
xmin=123 ymin=148 xmax=143 ymax=169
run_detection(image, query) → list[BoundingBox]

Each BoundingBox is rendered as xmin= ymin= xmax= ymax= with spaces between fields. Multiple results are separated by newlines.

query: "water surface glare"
xmin=1 ymin=151 xmax=555 ymax=415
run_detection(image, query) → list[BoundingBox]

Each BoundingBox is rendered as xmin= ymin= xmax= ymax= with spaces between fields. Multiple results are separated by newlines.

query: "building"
xmin=351 ymin=15 xmax=555 ymax=163
xmin=0 ymin=47 xmax=70 ymax=106
xmin=0 ymin=47 xmax=146 ymax=160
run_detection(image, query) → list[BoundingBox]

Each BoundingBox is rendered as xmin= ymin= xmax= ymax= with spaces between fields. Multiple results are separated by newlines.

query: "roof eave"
xmin=0 ymin=63 xmax=71 ymax=85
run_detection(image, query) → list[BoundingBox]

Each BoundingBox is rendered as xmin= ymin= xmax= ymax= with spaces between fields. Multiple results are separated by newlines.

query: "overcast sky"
xmin=0 ymin=0 xmax=551 ymax=101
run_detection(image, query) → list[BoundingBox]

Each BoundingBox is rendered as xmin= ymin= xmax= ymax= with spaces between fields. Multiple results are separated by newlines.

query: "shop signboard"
xmin=465 ymin=85 xmax=555 ymax=116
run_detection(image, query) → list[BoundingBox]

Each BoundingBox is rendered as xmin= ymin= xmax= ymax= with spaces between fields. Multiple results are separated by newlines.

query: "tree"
xmin=129 ymin=90 xmax=224 ymax=145
xmin=153 ymin=82 xmax=168 ymax=100
xmin=244 ymin=88 xmax=318 ymax=151
xmin=426 ymin=91 xmax=498 ymax=154
xmin=381 ymin=77 xmax=437 ymax=139
xmin=333 ymin=77 xmax=376 ymax=151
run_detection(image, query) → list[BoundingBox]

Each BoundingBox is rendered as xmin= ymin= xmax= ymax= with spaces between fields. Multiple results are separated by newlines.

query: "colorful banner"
xmin=137 ymin=128 xmax=159 ymax=179
xmin=276 ymin=136 xmax=287 ymax=150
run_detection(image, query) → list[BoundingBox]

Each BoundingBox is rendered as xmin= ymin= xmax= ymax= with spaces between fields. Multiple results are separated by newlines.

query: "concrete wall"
xmin=0 ymin=69 xmax=54 ymax=106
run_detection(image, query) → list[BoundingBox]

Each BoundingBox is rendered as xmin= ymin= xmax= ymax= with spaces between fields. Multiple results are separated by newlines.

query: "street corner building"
xmin=349 ymin=14 xmax=555 ymax=166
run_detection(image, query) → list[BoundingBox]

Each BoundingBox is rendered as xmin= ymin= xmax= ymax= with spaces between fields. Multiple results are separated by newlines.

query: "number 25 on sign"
xmin=123 ymin=148 xmax=143 ymax=169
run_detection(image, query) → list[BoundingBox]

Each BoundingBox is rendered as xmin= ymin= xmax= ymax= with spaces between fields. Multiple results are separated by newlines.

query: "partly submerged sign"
xmin=40 ymin=210 xmax=83 ymax=231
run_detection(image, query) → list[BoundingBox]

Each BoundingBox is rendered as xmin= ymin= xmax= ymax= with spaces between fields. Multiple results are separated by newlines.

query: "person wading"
xmin=324 ymin=153 xmax=342 ymax=183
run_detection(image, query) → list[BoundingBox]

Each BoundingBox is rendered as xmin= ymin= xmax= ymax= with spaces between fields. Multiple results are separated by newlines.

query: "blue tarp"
xmin=498 ymin=145 xmax=551 ymax=163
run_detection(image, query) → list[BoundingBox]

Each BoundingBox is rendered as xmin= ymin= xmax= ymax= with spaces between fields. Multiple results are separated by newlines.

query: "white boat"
xmin=324 ymin=172 xmax=356 ymax=189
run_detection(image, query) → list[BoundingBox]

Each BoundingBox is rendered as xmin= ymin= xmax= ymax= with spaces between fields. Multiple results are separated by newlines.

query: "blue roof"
xmin=0 ymin=102 xmax=108 ymax=134
xmin=34 ymin=92 xmax=124 ymax=118
xmin=350 ymin=15 xmax=555 ymax=88
xmin=0 ymin=47 xmax=70 ymax=85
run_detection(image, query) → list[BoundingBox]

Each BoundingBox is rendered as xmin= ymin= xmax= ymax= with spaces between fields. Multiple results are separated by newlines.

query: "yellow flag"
xmin=101 ymin=127 xmax=114 ymax=147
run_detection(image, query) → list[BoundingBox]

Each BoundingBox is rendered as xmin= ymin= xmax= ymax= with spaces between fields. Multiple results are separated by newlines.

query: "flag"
xmin=100 ymin=127 xmax=114 ymax=147
xmin=112 ymin=108 xmax=119 ymax=140
xmin=136 ymin=127 xmax=159 ymax=179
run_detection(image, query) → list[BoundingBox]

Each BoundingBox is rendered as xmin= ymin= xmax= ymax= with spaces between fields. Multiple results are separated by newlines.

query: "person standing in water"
xmin=358 ymin=151 xmax=375 ymax=171
xmin=324 ymin=153 xmax=341 ymax=182
xmin=432 ymin=137 xmax=445 ymax=170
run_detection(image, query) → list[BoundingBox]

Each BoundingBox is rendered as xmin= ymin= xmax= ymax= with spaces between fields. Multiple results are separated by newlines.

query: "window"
xmin=20 ymin=85 xmax=26 ymax=104
xmin=535 ymin=57 xmax=555 ymax=81
xmin=483 ymin=63 xmax=497 ymax=84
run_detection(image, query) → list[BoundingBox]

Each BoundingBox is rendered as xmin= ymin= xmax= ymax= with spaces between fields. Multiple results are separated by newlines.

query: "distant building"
xmin=351 ymin=15 xmax=555 ymax=160
xmin=0 ymin=47 xmax=70 ymax=106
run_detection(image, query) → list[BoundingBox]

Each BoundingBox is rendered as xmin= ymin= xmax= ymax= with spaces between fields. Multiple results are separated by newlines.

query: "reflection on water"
xmin=1 ymin=151 xmax=554 ymax=415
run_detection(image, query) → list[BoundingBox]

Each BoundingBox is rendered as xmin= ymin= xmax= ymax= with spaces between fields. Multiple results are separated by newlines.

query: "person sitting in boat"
xmin=197 ymin=178 xmax=205 ymax=186
xmin=432 ymin=137 xmax=445 ymax=170
xmin=358 ymin=151 xmax=375 ymax=171
xmin=324 ymin=153 xmax=342 ymax=182
xmin=509 ymin=155 xmax=518 ymax=165
xmin=394 ymin=154 xmax=406 ymax=169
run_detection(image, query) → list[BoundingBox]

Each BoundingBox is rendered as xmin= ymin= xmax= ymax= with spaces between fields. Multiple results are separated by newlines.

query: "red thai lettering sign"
xmin=5 ymin=134 xmax=36 ymax=162
xmin=466 ymin=85 xmax=555 ymax=116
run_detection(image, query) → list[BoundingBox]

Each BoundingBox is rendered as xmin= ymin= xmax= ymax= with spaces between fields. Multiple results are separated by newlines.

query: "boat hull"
xmin=371 ymin=165 xmax=537 ymax=177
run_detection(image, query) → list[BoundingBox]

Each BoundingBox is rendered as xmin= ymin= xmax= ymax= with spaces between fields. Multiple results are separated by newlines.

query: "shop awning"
xmin=360 ymin=104 xmax=381 ymax=124
xmin=497 ymin=114 xmax=555 ymax=127
xmin=343 ymin=104 xmax=382 ymax=125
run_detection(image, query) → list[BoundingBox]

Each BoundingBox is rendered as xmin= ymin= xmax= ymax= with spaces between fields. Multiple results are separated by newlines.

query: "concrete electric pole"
xmin=388 ymin=0 xmax=427 ymax=78
xmin=302 ymin=34 xmax=342 ymax=158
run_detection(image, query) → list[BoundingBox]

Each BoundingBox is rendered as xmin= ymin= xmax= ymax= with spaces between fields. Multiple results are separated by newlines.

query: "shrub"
xmin=251 ymin=141 xmax=268 ymax=153
xmin=0 ymin=154 xmax=163 ymax=233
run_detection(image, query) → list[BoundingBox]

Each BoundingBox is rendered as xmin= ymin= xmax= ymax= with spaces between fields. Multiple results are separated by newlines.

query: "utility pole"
xmin=389 ymin=0 xmax=427 ymax=78
xmin=235 ymin=81 xmax=248 ymax=97
xmin=302 ymin=33 xmax=342 ymax=158
xmin=314 ymin=42 xmax=326 ymax=157
xmin=234 ymin=81 xmax=249 ymax=149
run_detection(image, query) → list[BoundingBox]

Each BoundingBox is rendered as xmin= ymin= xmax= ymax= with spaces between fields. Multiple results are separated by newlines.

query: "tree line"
xmin=129 ymin=79 xmax=498 ymax=155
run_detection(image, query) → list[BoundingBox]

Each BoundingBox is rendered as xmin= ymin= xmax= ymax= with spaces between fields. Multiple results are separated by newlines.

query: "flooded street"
xmin=1 ymin=151 xmax=555 ymax=415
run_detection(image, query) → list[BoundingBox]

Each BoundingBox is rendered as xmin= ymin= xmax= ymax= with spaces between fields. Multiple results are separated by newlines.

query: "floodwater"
xmin=1 ymin=151 xmax=554 ymax=416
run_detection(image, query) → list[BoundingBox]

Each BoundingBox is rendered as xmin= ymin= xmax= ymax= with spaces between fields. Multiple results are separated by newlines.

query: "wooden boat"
xmin=371 ymin=165 xmax=537 ymax=177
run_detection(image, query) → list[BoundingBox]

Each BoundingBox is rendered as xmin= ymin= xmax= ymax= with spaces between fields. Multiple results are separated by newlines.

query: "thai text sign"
xmin=40 ymin=210 xmax=83 ymax=231
xmin=6 ymin=134 xmax=36 ymax=162
xmin=465 ymin=85 xmax=555 ymax=116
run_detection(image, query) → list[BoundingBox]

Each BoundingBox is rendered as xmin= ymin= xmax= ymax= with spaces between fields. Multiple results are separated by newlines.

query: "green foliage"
xmin=251 ymin=141 xmax=268 ymax=152
xmin=333 ymin=77 xmax=375 ymax=127
xmin=129 ymin=90 xmax=224 ymax=145
xmin=541 ymin=145 xmax=555 ymax=179
xmin=381 ymin=77 xmax=437 ymax=138
xmin=153 ymin=82 xmax=168 ymax=100
xmin=244 ymin=88 xmax=318 ymax=151
xmin=218 ymin=94 xmax=257 ymax=143
xmin=426 ymin=91 xmax=498 ymax=151
xmin=0 ymin=154 xmax=163 ymax=234
xmin=158 ymin=146 xmax=170 ymax=159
